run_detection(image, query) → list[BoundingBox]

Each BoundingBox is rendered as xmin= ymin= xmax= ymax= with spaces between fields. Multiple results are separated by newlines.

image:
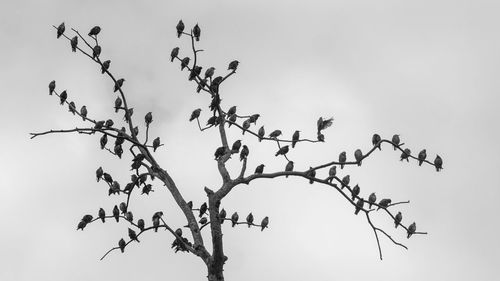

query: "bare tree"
xmin=31 ymin=21 xmax=443 ymax=281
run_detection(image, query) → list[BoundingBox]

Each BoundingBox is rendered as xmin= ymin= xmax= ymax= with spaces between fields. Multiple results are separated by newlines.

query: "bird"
xmin=372 ymin=133 xmax=381 ymax=150
xmin=418 ymin=149 xmax=427 ymax=166
xmin=104 ymin=119 xmax=114 ymax=128
xmin=128 ymin=228 xmax=139 ymax=242
xmin=231 ymin=212 xmax=239 ymax=227
xmin=193 ymin=24 xmax=201 ymax=41
xmin=170 ymin=47 xmax=179 ymax=62
xmin=70 ymin=36 xmax=78 ymax=52
xmin=56 ymin=22 xmax=65 ymax=38
xmin=77 ymin=220 xmax=87 ymax=230
xmin=227 ymin=105 xmax=237 ymax=116
xmin=68 ymin=101 xmax=76 ymax=115
xmin=180 ymin=57 xmax=190 ymax=70
xmin=119 ymin=202 xmax=127 ymax=214
xmin=153 ymin=137 xmax=161 ymax=152
xmin=292 ymin=130 xmax=300 ymax=148
xmin=199 ymin=203 xmax=207 ymax=217
xmin=354 ymin=149 xmax=363 ymax=166
xmin=199 ymin=217 xmax=208 ymax=225
xmin=434 ymin=155 xmax=443 ymax=171
xmin=59 ymin=90 xmax=67 ymax=105
xmin=137 ymin=219 xmax=145 ymax=231
xmin=246 ymin=213 xmax=254 ymax=227
xmin=145 ymin=112 xmax=153 ymax=125
xmin=254 ymin=164 xmax=265 ymax=174
xmin=231 ymin=140 xmax=242 ymax=153
xmin=392 ymin=134 xmax=400 ymax=150
xmin=175 ymin=228 xmax=183 ymax=237
xmin=114 ymin=144 xmax=123 ymax=158
xmin=98 ymin=208 xmax=105 ymax=223
xmin=240 ymin=145 xmax=249 ymax=161
xmin=118 ymin=238 xmax=126 ymax=253
xmin=354 ymin=198 xmax=364 ymax=215
xmin=82 ymin=215 xmax=93 ymax=223
xmin=242 ymin=120 xmax=250 ymax=135
xmin=307 ymin=167 xmax=316 ymax=184
xmin=100 ymin=134 xmax=107 ymax=149
xmin=80 ymin=106 xmax=87 ymax=121
xmin=368 ymin=193 xmax=376 ymax=208
xmin=96 ymin=167 xmax=103 ymax=182
xmin=214 ymin=146 xmax=226 ymax=160
xmin=407 ymin=222 xmax=416 ymax=238
xmin=285 ymin=161 xmax=294 ymax=177
xmin=114 ymin=97 xmax=122 ymax=113
xmin=377 ymin=198 xmax=392 ymax=210
xmin=219 ymin=209 xmax=226 ymax=224
xmin=275 ymin=145 xmax=289 ymax=157
xmin=92 ymin=45 xmax=101 ymax=59
xmin=341 ymin=175 xmax=350 ymax=189
xmin=327 ymin=166 xmax=337 ymax=183
xmin=351 ymin=184 xmax=360 ymax=200
xmin=317 ymin=117 xmax=334 ymax=133
xmin=125 ymin=211 xmax=133 ymax=222
xmin=101 ymin=60 xmax=111 ymax=74
xmin=249 ymin=114 xmax=260 ymax=124
xmin=48 ymin=80 xmax=55 ymax=95
xmin=400 ymin=148 xmax=411 ymax=162
xmin=88 ymin=26 xmax=101 ymax=37
xmin=176 ymin=20 xmax=185 ymax=38
xmin=269 ymin=130 xmax=282 ymax=139
xmin=205 ymin=67 xmax=215 ymax=79
xmin=339 ymin=151 xmax=347 ymax=169
xmin=153 ymin=217 xmax=160 ymax=232
xmin=113 ymin=205 xmax=120 ymax=222
xmin=114 ymin=78 xmax=125 ymax=92
xmin=394 ymin=212 xmax=402 ymax=228
xmin=228 ymin=60 xmax=239 ymax=71
xmin=261 ymin=217 xmax=269 ymax=231
xmin=258 ymin=126 xmax=265 ymax=141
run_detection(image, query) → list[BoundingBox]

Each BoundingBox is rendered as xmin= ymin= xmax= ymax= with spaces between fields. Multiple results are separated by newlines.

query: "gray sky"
xmin=1 ymin=0 xmax=499 ymax=280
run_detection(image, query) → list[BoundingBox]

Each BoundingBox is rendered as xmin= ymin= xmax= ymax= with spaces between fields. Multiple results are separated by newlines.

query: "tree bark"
xmin=207 ymin=192 xmax=226 ymax=281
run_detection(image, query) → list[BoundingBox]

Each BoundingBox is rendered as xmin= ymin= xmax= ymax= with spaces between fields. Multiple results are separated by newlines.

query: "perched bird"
xmin=269 ymin=130 xmax=282 ymax=139
xmin=114 ymin=97 xmax=122 ymax=113
xmin=100 ymin=134 xmax=107 ymax=149
xmin=205 ymin=67 xmax=215 ymax=79
xmin=189 ymin=108 xmax=202 ymax=122
xmin=317 ymin=117 xmax=334 ymax=133
xmin=98 ymin=208 xmax=105 ymax=223
xmin=355 ymin=198 xmax=364 ymax=215
xmin=418 ymin=149 xmax=427 ymax=166
xmin=275 ymin=145 xmax=289 ymax=157
xmin=101 ymin=60 xmax=111 ymax=74
xmin=118 ymin=238 xmax=126 ymax=253
xmin=114 ymin=144 xmax=123 ymax=158
xmin=341 ymin=175 xmax=350 ymax=189
xmin=339 ymin=151 xmax=347 ymax=169
xmin=254 ymin=164 xmax=265 ymax=174
xmin=56 ymin=22 xmax=65 ymax=38
xmin=351 ymin=184 xmax=360 ymax=200
xmin=292 ymin=130 xmax=300 ymax=148
xmin=228 ymin=60 xmax=239 ymax=71
xmin=219 ymin=209 xmax=227 ymax=223
xmin=285 ymin=161 xmax=294 ymax=177
xmin=142 ymin=184 xmax=153 ymax=195
xmin=105 ymin=119 xmax=114 ymax=128
xmin=400 ymin=148 xmax=411 ymax=162
xmin=82 ymin=215 xmax=93 ymax=223
xmin=231 ymin=140 xmax=242 ymax=153
xmin=80 ymin=106 xmax=87 ymax=121
xmin=246 ymin=213 xmax=254 ymax=227
xmin=199 ymin=203 xmax=207 ymax=217
xmin=68 ymin=101 xmax=76 ymax=115
xmin=317 ymin=133 xmax=325 ymax=142
xmin=88 ymin=26 xmax=101 ymax=37
xmin=181 ymin=57 xmax=190 ymax=70
xmin=96 ymin=167 xmax=103 ymax=182
xmin=145 ymin=112 xmax=153 ymax=125
xmin=111 ymin=181 xmax=121 ymax=195
xmin=249 ymin=114 xmax=260 ymax=124
xmin=227 ymin=105 xmax=237 ymax=116
xmin=214 ymin=146 xmax=226 ymax=160
xmin=170 ymin=47 xmax=179 ymax=62
xmin=176 ymin=20 xmax=185 ymax=38
xmin=242 ymin=119 xmax=250 ymax=135
xmin=114 ymin=78 xmax=125 ymax=92
xmin=125 ymin=211 xmax=133 ymax=222
xmin=434 ymin=155 xmax=443 ymax=171
xmin=128 ymin=228 xmax=139 ymax=242
xmin=153 ymin=137 xmax=161 ymax=152
xmin=70 ymin=36 xmax=78 ymax=52
xmin=392 ymin=134 xmax=400 ymax=150
xmin=372 ymin=133 xmax=381 ymax=150
xmin=119 ymin=202 xmax=127 ymax=214
xmin=49 ymin=80 xmax=55 ymax=95
xmin=175 ymin=228 xmax=183 ymax=237
xmin=394 ymin=212 xmax=402 ymax=228
xmin=59 ymin=90 xmax=67 ymax=105
xmin=368 ymin=193 xmax=376 ymax=208
xmin=124 ymin=108 xmax=134 ymax=123
xmin=153 ymin=216 xmax=160 ymax=232
xmin=407 ymin=222 xmax=416 ymax=238
xmin=307 ymin=167 xmax=316 ymax=184
xmin=260 ymin=216 xmax=269 ymax=231
xmin=137 ymin=219 xmax=145 ymax=231
xmin=377 ymin=198 xmax=392 ymax=210
xmin=94 ymin=120 xmax=105 ymax=130
xmin=258 ymin=126 xmax=265 ymax=142
xmin=103 ymin=173 xmax=113 ymax=183
xmin=231 ymin=212 xmax=239 ymax=227
xmin=354 ymin=149 xmax=363 ymax=166
xmin=113 ymin=205 xmax=120 ymax=222
xmin=77 ymin=220 xmax=87 ymax=230
xmin=92 ymin=45 xmax=101 ymax=59
xmin=240 ymin=145 xmax=249 ymax=161
xmin=193 ymin=24 xmax=201 ymax=41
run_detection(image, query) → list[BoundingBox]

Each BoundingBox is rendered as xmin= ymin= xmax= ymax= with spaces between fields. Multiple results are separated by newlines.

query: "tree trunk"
xmin=207 ymin=270 xmax=224 ymax=281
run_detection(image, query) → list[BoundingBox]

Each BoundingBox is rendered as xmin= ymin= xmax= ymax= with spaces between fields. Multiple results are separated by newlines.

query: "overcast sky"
xmin=1 ymin=0 xmax=499 ymax=280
